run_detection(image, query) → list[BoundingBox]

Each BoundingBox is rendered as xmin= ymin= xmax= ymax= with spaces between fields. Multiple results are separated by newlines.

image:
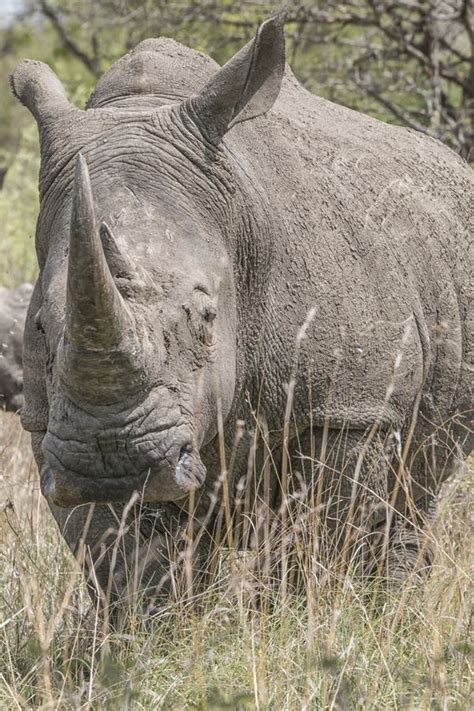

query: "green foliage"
xmin=0 ymin=19 xmax=95 ymax=286
xmin=0 ymin=123 xmax=39 ymax=287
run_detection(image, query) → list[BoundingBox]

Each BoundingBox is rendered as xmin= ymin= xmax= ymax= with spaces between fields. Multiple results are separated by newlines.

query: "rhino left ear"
xmin=186 ymin=12 xmax=286 ymax=141
xmin=10 ymin=59 xmax=74 ymax=125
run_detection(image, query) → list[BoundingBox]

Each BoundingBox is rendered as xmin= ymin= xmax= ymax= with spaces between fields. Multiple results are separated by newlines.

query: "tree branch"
xmin=39 ymin=0 xmax=100 ymax=76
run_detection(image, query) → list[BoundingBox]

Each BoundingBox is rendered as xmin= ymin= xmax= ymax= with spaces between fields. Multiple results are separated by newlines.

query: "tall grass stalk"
xmin=0 ymin=404 xmax=472 ymax=708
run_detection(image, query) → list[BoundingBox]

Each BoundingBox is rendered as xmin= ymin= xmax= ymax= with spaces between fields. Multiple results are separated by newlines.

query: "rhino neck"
xmin=86 ymin=93 xmax=185 ymax=110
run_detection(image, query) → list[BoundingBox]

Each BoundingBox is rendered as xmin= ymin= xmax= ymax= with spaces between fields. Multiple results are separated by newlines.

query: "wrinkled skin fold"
xmin=11 ymin=13 xmax=473 ymax=611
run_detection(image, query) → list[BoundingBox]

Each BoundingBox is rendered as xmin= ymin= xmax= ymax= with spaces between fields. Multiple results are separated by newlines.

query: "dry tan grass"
xmin=0 ymin=410 xmax=472 ymax=709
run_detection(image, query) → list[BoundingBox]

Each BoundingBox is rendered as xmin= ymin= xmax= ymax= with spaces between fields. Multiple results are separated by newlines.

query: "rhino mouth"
xmin=41 ymin=446 xmax=206 ymax=507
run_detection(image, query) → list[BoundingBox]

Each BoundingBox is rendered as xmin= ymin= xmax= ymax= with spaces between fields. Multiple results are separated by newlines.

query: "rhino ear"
xmin=186 ymin=12 xmax=286 ymax=141
xmin=10 ymin=59 xmax=73 ymax=124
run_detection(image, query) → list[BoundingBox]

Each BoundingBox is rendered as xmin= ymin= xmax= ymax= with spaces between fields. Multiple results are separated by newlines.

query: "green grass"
xmin=0 ymin=411 xmax=472 ymax=709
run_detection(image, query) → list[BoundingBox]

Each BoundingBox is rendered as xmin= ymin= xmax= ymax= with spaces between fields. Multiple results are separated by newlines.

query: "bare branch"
xmin=39 ymin=0 xmax=100 ymax=76
xmin=24 ymin=0 xmax=472 ymax=158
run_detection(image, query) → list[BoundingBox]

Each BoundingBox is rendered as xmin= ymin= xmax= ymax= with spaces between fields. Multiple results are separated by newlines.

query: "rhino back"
xmin=227 ymin=68 xmax=473 ymax=430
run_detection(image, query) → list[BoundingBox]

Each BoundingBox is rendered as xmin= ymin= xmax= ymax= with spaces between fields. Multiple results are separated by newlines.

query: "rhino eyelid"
xmin=194 ymin=285 xmax=210 ymax=296
xmin=35 ymin=310 xmax=45 ymax=333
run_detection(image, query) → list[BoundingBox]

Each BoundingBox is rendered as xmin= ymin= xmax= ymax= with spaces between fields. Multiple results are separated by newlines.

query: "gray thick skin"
xmin=12 ymin=17 xmax=473 ymax=603
xmin=0 ymin=283 xmax=32 ymax=411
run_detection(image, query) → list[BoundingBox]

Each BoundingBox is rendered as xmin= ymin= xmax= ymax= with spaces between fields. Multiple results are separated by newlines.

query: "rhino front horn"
xmin=60 ymin=153 xmax=146 ymax=404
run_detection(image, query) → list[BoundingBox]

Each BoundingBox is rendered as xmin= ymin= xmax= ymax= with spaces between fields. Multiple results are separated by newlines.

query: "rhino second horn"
xmin=99 ymin=221 xmax=138 ymax=280
xmin=61 ymin=154 xmax=145 ymax=404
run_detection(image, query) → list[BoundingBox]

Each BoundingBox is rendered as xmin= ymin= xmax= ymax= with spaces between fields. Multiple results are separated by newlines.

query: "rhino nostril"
xmin=178 ymin=443 xmax=193 ymax=461
xmin=40 ymin=467 xmax=56 ymax=499
xmin=174 ymin=442 xmax=206 ymax=491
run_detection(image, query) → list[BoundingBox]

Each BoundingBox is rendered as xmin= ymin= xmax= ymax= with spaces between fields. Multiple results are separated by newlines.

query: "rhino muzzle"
xmin=40 ymin=445 xmax=206 ymax=507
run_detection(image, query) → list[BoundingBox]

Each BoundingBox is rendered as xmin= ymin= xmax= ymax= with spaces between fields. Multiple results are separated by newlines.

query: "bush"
xmin=0 ymin=123 xmax=39 ymax=288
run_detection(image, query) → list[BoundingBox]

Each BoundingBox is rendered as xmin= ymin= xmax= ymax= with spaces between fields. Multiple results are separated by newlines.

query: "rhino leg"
xmin=369 ymin=421 xmax=471 ymax=584
xmin=368 ymin=415 xmax=472 ymax=584
xmin=288 ymin=426 xmax=439 ymax=583
xmin=365 ymin=495 xmax=437 ymax=583
xmin=48 ymin=499 xmax=211 ymax=617
xmin=252 ymin=428 xmax=392 ymax=589
xmin=300 ymin=428 xmax=390 ymax=572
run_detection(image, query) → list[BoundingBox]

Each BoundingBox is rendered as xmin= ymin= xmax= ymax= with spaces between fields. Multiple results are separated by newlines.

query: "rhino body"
xmin=12 ymin=16 xmax=473 ymax=602
xmin=0 ymin=283 xmax=32 ymax=411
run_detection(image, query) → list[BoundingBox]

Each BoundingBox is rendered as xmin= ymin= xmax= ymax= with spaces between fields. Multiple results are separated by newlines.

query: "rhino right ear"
xmin=10 ymin=59 xmax=73 ymax=124
xmin=185 ymin=12 xmax=286 ymax=142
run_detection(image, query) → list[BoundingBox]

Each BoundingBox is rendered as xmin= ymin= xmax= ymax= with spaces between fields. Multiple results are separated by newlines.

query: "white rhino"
xmin=11 ymin=15 xmax=473 ymax=606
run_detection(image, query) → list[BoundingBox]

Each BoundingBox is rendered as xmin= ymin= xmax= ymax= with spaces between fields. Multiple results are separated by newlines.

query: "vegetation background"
xmin=0 ymin=1 xmax=472 ymax=708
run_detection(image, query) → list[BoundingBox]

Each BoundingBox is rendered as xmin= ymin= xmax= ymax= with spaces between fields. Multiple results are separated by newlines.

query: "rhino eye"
xmin=193 ymin=288 xmax=216 ymax=319
xmin=192 ymin=289 xmax=217 ymax=347
xmin=35 ymin=309 xmax=45 ymax=334
xmin=202 ymin=303 xmax=217 ymax=323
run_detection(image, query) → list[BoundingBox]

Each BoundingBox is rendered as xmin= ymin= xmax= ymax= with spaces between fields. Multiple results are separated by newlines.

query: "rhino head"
xmin=12 ymin=16 xmax=285 ymax=507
